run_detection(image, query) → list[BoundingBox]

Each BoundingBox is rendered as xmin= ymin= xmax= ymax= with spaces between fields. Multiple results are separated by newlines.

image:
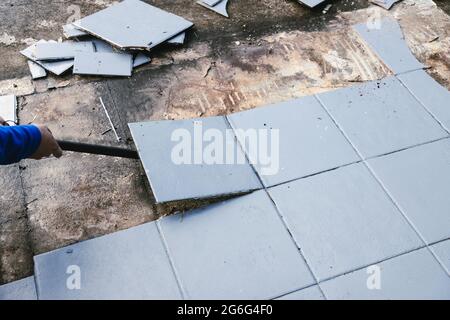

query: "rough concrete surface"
xmin=0 ymin=0 xmax=450 ymax=284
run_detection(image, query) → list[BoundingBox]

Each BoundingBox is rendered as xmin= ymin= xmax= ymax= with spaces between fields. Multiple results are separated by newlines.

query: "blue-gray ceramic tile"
xmin=317 ymin=76 xmax=447 ymax=158
xmin=129 ymin=117 xmax=262 ymax=203
xmin=34 ymin=222 xmax=181 ymax=300
xmin=227 ymin=95 xmax=359 ymax=187
xmin=353 ymin=18 xmax=424 ymax=74
xmin=367 ymin=138 xmax=450 ymax=244
xmin=159 ymin=190 xmax=315 ymax=299
xmin=321 ymin=248 xmax=450 ymax=300
xmin=269 ymin=163 xmax=422 ymax=281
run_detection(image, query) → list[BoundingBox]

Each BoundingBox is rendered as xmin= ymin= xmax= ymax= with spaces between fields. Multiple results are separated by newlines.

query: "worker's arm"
xmin=0 ymin=116 xmax=63 ymax=165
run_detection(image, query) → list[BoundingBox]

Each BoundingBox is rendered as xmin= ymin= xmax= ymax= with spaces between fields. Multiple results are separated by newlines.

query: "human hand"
xmin=0 ymin=116 xmax=9 ymax=126
xmin=30 ymin=125 xmax=63 ymax=160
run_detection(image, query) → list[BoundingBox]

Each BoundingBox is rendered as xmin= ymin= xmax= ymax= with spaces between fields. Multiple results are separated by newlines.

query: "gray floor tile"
xmin=276 ymin=286 xmax=324 ymax=300
xmin=321 ymin=248 xmax=450 ymax=300
xmin=74 ymin=0 xmax=193 ymax=50
xmin=0 ymin=277 xmax=37 ymax=300
xmin=353 ymin=18 xmax=425 ymax=74
xmin=33 ymin=41 xmax=94 ymax=61
xmin=73 ymin=52 xmax=133 ymax=77
xmin=269 ymin=163 xmax=422 ymax=281
xmin=159 ymin=190 xmax=315 ymax=299
xmin=397 ymin=70 xmax=450 ymax=132
xmin=227 ymin=96 xmax=359 ymax=187
xmin=367 ymin=138 xmax=450 ymax=244
xmin=34 ymin=222 xmax=181 ymax=300
xmin=431 ymin=240 xmax=450 ymax=276
xmin=316 ymin=76 xmax=447 ymax=158
xmin=129 ymin=117 xmax=262 ymax=203
xmin=20 ymin=40 xmax=74 ymax=76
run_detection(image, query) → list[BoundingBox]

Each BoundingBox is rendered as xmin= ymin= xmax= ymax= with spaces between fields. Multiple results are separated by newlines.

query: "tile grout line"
xmin=395 ymin=74 xmax=450 ymax=135
xmin=314 ymin=94 xmax=450 ymax=279
xmin=224 ymin=115 xmax=328 ymax=299
xmin=275 ymin=236 xmax=450 ymax=299
xmin=155 ymin=220 xmax=187 ymax=300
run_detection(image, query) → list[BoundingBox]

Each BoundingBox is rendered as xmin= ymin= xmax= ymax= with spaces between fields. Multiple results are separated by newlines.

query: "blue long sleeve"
xmin=0 ymin=125 xmax=42 ymax=165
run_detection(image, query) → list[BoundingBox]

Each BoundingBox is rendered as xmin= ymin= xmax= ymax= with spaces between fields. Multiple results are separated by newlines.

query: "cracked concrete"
xmin=1 ymin=0 xmax=450 ymax=285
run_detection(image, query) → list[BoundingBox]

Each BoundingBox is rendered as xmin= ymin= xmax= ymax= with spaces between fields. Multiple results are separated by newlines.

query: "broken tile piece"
xmin=269 ymin=163 xmax=422 ymax=281
xmin=92 ymin=38 xmax=115 ymax=53
xmin=63 ymin=23 xmax=89 ymax=38
xmin=133 ymin=53 xmax=152 ymax=68
xmin=397 ymin=70 xmax=450 ymax=132
xmin=321 ymin=248 xmax=450 ymax=299
xmin=0 ymin=277 xmax=37 ymax=300
xmin=34 ymin=222 xmax=181 ymax=300
xmin=27 ymin=60 xmax=47 ymax=79
xmin=353 ymin=18 xmax=425 ymax=74
xmin=297 ymin=0 xmax=326 ymax=8
xmin=317 ymin=76 xmax=447 ymax=158
xmin=370 ymin=0 xmax=402 ymax=10
xmin=73 ymin=52 xmax=133 ymax=77
xmin=431 ymin=240 xmax=450 ymax=276
xmin=33 ymin=41 xmax=94 ymax=61
xmin=367 ymin=138 xmax=450 ymax=244
xmin=277 ymin=286 xmax=325 ymax=300
xmin=159 ymin=190 xmax=315 ymax=299
xmin=0 ymin=95 xmax=16 ymax=125
xmin=128 ymin=117 xmax=262 ymax=203
xmin=20 ymin=40 xmax=74 ymax=76
xmin=202 ymin=0 xmax=223 ymax=6
xmin=167 ymin=32 xmax=186 ymax=45
xmin=227 ymin=95 xmax=359 ymax=187
xmin=197 ymin=0 xmax=229 ymax=18
xmin=74 ymin=0 xmax=193 ymax=50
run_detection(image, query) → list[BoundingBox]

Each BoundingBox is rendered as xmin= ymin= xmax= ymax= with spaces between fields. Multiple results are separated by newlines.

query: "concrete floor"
xmin=0 ymin=0 xmax=449 ymax=285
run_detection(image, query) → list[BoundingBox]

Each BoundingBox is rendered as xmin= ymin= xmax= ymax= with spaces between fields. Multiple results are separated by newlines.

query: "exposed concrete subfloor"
xmin=1 ymin=0 xmax=450 ymax=285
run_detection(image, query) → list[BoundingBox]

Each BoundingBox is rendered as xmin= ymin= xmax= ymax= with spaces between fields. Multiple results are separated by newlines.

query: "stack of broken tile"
xmin=21 ymin=0 xmax=193 ymax=79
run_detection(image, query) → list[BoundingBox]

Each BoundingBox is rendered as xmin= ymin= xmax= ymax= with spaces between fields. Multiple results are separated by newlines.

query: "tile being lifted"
xmin=197 ymin=0 xmax=229 ymax=18
xmin=227 ymin=95 xmax=359 ymax=187
xmin=73 ymin=0 xmax=194 ymax=50
xmin=159 ymin=190 xmax=315 ymax=299
xmin=73 ymin=52 xmax=133 ymax=77
xmin=321 ymin=248 xmax=450 ymax=299
xmin=269 ymin=163 xmax=422 ymax=281
xmin=367 ymin=138 xmax=450 ymax=244
xmin=397 ymin=70 xmax=450 ymax=132
xmin=33 ymin=41 xmax=94 ymax=61
xmin=353 ymin=18 xmax=425 ymax=74
xmin=296 ymin=0 xmax=326 ymax=8
xmin=27 ymin=60 xmax=47 ymax=79
xmin=34 ymin=222 xmax=181 ymax=300
xmin=0 ymin=277 xmax=37 ymax=300
xmin=129 ymin=117 xmax=262 ymax=203
xmin=0 ymin=95 xmax=16 ymax=125
xmin=20 ymin=40 xmax=74 ymax=75
xmin=316 ymin=76 xmax=447 ymax=159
